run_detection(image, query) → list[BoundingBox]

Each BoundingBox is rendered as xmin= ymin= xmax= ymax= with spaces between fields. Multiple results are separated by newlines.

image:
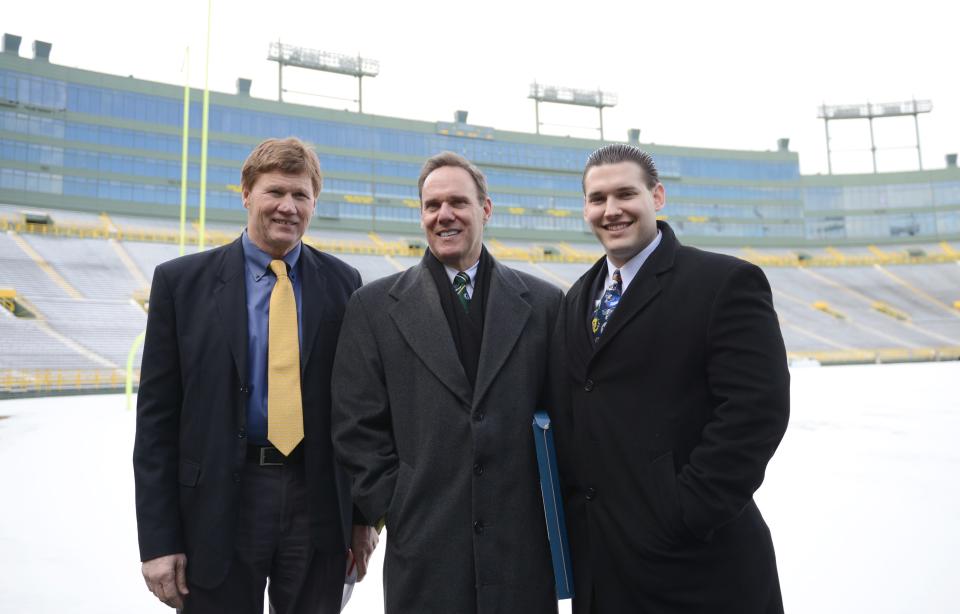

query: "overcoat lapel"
xmin=213 ymin=238 xmax=248 ymax=386
xmin=298 ymin=246 xmax=328 ymax=375
xmin=580 ymin=222 xmax=680 ymax=364
xmin=567 ymin=257 xmax=604 ymax=379
xmin=592 ymin=272 xmax=663 ymax=356
xmin=389 ymin=264 xmax=472 ymax=407
xmin=472 ymin=260 xmax=531 ymax=408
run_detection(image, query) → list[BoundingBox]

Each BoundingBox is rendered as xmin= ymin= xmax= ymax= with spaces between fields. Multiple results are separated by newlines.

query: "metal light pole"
xmin=268 ymin=43 xmax=379 ymax=113
xmin=528 ymin=82 xmax=617 ymax=140
xmin=817 ymin=99 xmax=932 ymax=174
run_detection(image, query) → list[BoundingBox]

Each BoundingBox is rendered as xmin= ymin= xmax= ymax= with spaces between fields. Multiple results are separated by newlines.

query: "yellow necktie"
xmin=267 ymin=259 xmax=303 ymax=455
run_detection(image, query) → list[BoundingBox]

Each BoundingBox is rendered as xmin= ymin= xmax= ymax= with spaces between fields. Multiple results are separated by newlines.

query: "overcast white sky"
xmin=6 ymin=0 xmax=959 ymax=175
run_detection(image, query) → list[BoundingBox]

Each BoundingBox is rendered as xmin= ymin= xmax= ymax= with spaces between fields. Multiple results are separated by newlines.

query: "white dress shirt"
xmin=444 ymin=259 xmax=480 ymax=300
xmin=594 ymin=230 xmax=662 ymax=305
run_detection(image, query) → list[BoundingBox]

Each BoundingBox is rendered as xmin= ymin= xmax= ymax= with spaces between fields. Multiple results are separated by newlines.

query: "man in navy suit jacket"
xmin=134 ymin=137 xmax=377 ymax=613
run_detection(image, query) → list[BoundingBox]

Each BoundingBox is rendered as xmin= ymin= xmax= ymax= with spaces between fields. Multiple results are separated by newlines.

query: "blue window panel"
xmin=325 ymin=178 xmax=373 ymax=194
xmin=340 ymin=203 xmax=371 ymax=220
xmin=933 ymin=182 xmax=960 ymax=204
xmin=937 ymin=211 xmax=960 ymax=234
xmin=374 ymin=183 xmax=417 ymax=199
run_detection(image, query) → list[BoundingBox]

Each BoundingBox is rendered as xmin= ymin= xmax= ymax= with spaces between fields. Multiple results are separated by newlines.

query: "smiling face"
xmin=583 ymin=161 xmax=665 ymax=268
xmin=420 ymin=165 xmax=492 ymax=271
xmin=243 ymin=170 xmax=316 ymax=258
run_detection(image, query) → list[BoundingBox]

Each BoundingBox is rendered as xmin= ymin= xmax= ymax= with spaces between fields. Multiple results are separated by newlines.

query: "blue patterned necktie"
xmin=592 ymin=269 xmax=622 ymax=343
xmin=453 ymin=271 xmax=471 ymax=313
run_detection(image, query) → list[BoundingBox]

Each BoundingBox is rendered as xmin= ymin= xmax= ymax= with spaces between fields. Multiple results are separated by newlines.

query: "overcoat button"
xmin=584 ymin=379 xmax=594 ymax=392
xmin=473 ymin=520 xmax=484 ymax=535
xmin=473 ymin=412 xmax=485 ymax=422
xmin=473 ymin=463 xmax=484 ymax=476
xmin=586 ymin=487 xmax=596 ymax=501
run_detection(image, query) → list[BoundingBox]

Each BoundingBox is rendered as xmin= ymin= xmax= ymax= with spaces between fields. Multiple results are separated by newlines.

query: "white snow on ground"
xmin=0 ymin=361 xmax=957 ymax=613
xmin=759 ymin=362 xmax=960 ymax=613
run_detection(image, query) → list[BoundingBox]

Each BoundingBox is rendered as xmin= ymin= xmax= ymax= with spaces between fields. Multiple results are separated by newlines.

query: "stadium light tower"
xmin=817 ymin=99 xmax=932 ymax=174
xmin=529 ymin=82 xmax=618 ymax=140
xmin=268 ymin=42 xmax=379 ymax=112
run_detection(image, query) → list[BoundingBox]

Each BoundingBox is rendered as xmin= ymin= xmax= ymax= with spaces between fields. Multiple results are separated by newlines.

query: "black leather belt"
xmin=246 ymin=444 xmax=303 ymax=466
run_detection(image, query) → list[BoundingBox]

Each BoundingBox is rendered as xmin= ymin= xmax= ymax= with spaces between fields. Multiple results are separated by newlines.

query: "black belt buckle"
xmin=258 ymin=446 xmax=284 ymax=466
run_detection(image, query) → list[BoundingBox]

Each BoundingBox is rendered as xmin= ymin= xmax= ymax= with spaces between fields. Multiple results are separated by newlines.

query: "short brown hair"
xmin=582 ymin=144 xmax=660 ymax=192
xmin=417 ymin=151 xmax=489 ymax=204
xmin=241 ymin=137 xmax=323 ymax=197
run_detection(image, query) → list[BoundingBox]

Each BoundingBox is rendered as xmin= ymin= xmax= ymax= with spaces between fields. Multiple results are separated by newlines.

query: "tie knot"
xmin=269 ymin=259 xmax=288 ymax=279
xmin=453 ymin=271 xmax=471 ymax=313
xmin=612 ymin=269 xmax=623 ymax=285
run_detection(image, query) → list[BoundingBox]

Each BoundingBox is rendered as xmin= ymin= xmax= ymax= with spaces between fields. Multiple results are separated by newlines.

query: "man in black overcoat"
xmin=554 ymin=144 xmax=790 ymax=613
xmin=332 ymin=152 xmax=560 ymax=614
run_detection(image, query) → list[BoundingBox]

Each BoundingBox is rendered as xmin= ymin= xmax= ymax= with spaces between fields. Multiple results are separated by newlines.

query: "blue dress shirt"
xmin=241 ymin=230 xmax=303 ymax=445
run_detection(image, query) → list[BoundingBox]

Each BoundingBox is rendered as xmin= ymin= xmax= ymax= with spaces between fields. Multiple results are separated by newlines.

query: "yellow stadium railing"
xmin=0 ymin=291 xmax=15 ymax=314
xmin=0 ymin=214 xmax=601 ymax=264
xmin=787 ymin=345 xmax=960 ymax=366
xmin=743 ymin=251 xmax=960 ymax=268
xmin=812 ymin=300 xmax=846 ymax=320
xmin=0 ymin=369 xmax=135 ymax=394
xmin=3 ymin=214 xmax=960 ymax=268
xmin=871 ymin=301 xmax=909 ymax=321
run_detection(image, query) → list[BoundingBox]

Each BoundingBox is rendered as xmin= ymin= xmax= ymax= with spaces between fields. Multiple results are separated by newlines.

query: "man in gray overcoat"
xmin=331 ymin=151 xmax=561 ymax=614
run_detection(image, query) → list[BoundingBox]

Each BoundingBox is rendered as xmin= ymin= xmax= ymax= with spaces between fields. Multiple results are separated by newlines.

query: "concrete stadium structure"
xmin=1 ymin=36 xmax=959 ymax=393
xmin=2 ymin=35 xmax=959 ymax=247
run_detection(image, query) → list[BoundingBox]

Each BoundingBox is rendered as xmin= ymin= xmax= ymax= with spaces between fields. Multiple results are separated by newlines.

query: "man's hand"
xmin=348 ymin=525 xmax=379 ymax=581
xmin=142 ymin=553 xmax=189 ymax=609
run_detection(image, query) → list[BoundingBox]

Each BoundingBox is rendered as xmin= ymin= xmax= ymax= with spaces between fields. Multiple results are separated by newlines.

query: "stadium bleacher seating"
xmin=2 ymin=207 xmax=959 ymax=392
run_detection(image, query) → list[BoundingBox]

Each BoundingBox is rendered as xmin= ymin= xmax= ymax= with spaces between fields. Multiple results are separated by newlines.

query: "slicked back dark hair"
xmin=582 ymin=144 xmax=660 ymax=192
xmin=417 ymin=151 xmax=489 ymax=204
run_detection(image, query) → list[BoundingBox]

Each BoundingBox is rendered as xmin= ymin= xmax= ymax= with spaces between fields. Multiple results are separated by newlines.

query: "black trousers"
xmin=182 ymin=455 xmax=346 ymax=614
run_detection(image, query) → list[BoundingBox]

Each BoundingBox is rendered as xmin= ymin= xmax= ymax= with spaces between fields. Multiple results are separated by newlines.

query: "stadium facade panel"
xmin=1 ymin=50 xmax=958 ymax=246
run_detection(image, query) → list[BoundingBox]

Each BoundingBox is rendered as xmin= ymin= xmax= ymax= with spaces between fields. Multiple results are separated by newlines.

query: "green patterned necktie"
xmin=453 ymin=271 xmax=471 ymax=313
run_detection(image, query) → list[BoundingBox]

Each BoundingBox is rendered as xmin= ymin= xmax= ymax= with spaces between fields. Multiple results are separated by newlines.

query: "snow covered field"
xmin=0 ymin=361 xmax=957 ymax=613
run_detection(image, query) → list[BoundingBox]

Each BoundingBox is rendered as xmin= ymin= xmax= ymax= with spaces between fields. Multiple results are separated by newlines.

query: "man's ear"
xmin=652 ymin=183 xmax=666 ymax=212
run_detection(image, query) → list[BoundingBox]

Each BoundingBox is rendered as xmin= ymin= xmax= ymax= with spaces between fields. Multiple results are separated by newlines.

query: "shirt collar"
xmin=241 ymin=229 xmax=302 ymax=282
xmin=444 ymin=259 xmax=480 ymax=290
xmin=605 ymin=229 xmax=662 ymax=294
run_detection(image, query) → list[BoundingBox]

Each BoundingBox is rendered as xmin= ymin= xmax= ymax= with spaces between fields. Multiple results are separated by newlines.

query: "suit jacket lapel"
xmin=389 ymin=264 xmax=472 ymax=407
xmin=298 ymin=246 xmax=327 ymax=376
xmin=472 ymin=259 xmax=531 ymax=408
xmin=213 ymin=238 xmax=248 ymax=385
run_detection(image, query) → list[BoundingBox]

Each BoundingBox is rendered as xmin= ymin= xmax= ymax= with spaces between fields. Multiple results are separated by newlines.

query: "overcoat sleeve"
xmin=677 ymin=261 xmax=790 ymax=540
xmin=331 ymin=291 xmax=398 ymax=525
xmin=133 ymin=265 xmax=185 ymax=561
